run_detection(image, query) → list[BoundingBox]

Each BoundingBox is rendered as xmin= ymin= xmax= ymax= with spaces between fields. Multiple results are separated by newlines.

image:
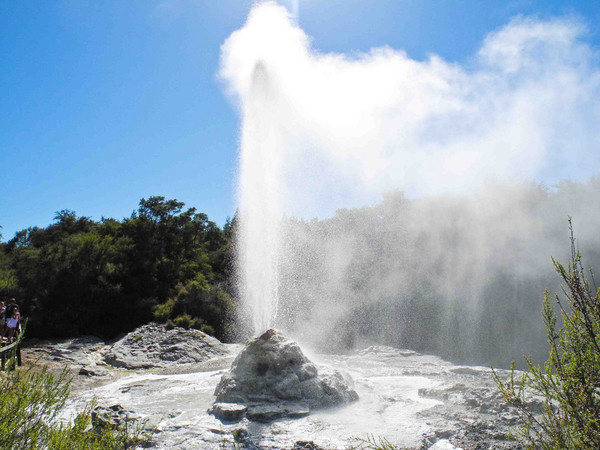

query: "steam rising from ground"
xmin=222 ymin=2 xmax=600 ymax=361
xmin=276 ymin=181 xmax=600 ymax=366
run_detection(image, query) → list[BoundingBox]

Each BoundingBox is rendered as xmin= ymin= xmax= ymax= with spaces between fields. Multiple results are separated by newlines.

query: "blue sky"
xmin=1 ymin=0 xmax=600 ymax=241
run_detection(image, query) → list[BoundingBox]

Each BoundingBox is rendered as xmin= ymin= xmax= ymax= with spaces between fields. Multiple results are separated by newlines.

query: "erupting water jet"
xmin=237 ymin=61 xmax=285 ymax=335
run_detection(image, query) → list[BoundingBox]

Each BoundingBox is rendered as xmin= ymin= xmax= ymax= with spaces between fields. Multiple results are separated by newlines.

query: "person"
xmin=5 ymin=298 xmax=19 ymax=317
xmin=0 ymin=301 xmax=5 ymax=340
xmin=4 ymin=307 xmax=20 ymax=343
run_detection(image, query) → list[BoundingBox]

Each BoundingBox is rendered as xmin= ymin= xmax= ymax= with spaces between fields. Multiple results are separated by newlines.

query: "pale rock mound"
xmin=211 ymin=329 xmax=358 ymax=422
xmin=104 ymin=324 xmax=228 ymax=369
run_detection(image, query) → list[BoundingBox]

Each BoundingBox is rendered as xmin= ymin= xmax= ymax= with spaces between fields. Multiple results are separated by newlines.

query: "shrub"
xmin=495 ymin=220 xmax=600 ymax=448
xmin=173 ymin=314 xmax=193 ymax=330
xmin=200 ymin=323 xmax=215 ymax=336
xmin=152 ymin=281 xmax=235 ymax=341
xmin=0 ymin=364 xmax=151 ymax=449
xmin=153 ymin=298 xmax=176 ymax=322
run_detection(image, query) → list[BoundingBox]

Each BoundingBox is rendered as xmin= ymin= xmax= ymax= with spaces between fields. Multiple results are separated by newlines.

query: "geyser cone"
xmin=210 ymin=329 xmax=358 ymax=422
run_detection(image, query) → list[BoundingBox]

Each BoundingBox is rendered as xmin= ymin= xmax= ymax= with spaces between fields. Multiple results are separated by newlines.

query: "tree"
xmin=495 ymin=220 xmax=600 ymax=448
xmin=4 ymin=197 xmax=235 ymax=340
xmin=0 ymin=240 xmax=17 ymax=298
xmin=121 ymin=196 xmax=221 ymax=302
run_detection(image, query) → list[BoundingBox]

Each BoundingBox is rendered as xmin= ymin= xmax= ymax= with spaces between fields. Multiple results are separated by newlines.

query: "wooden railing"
xmin=0 ymin=333 xmax=22 ymax=370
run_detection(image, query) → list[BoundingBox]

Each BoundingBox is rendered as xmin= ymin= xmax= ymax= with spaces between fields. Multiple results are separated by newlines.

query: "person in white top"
xmin=4 ymin=308 xmax=20 ymax=343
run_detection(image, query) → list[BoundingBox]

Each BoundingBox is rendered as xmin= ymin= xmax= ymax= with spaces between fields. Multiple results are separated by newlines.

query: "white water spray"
xmin=223 ymin=2 xmax=600 ymax=351
xmin=236 ymin=61 xmax=284 ymax=334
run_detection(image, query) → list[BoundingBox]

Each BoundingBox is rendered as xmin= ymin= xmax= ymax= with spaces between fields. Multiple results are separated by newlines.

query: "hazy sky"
xmin=2 ymin=0 xmax=600 ymax=241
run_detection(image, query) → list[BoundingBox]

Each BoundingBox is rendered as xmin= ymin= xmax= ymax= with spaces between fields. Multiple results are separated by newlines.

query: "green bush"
xmin=0 ymin=364 xmax=151 ymax=449
xmin=153 ymin=280 xmax=235 ymax=341
xmin=200 ymin=323 xmax=215 ymax=336
xmin=153 ymin=298 xmax=176 ymax=322
xmin=173 ymin=313 xmax=193 ymax=329
xmin=495 ymin=221 xmax=600 ymax=448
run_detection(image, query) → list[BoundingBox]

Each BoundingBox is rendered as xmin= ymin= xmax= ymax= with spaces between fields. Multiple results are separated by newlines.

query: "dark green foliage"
xmin=153 ymin=278 xmax=236 ymax=341
xmin=0 ymin=242 xmax=17 ymax=298
xmin=495 ymin=221 xmax=600 ymax=448
xmin=1 ymin=197 xmax=235 ymax=341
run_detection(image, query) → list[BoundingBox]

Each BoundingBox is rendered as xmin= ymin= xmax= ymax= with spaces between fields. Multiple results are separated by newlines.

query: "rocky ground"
xmin=22 ymin=325 xmax=530 ymax=449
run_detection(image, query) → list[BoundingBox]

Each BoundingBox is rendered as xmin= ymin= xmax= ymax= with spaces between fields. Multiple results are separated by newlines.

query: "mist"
xmin=221 ymin=2 xmax=600 ymax=366
xmin=276 ymin=179 xmax=600 ymax=366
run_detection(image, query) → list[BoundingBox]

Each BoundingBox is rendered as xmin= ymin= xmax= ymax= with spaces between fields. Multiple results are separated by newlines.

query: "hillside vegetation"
xmin=0 ymin=196 xmax=236 ymax=342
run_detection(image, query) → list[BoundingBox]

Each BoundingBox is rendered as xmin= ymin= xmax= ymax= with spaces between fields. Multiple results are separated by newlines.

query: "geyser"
xmin=236 ymin=61 xmax=285 ymax=334
xmin=222 ymin=3 xmax=600 ymax=365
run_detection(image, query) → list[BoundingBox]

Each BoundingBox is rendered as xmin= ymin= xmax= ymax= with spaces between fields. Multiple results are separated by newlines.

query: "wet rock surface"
xmin=39 ymin=336 xmax=532 ymax=449
xmin=22 ymin=324 xmax=238 ymax=391
xmin=209 ymin=402 xmax=248 ymax=421
xmin=104 ymin=324 xmax=229 ymax=369
xmin=212 ymin=329 xmax=358 ymax=422
xmin=23 ymin=336 xmax=112 ymax=384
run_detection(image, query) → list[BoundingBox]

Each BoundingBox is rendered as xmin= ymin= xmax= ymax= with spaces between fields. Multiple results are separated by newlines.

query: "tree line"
xmin=0 ymin=196 xmax=237 ymax=342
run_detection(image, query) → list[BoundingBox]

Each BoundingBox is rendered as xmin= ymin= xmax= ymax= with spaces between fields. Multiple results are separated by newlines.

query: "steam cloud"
xmin=221 ymin=2 xmax=600 ymax=364
xmin=221 ymin=2 xmax=600 ymax=218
